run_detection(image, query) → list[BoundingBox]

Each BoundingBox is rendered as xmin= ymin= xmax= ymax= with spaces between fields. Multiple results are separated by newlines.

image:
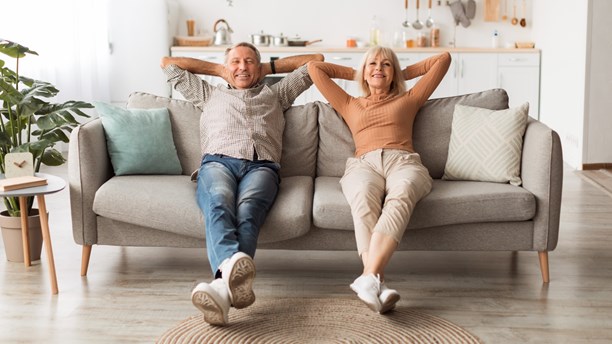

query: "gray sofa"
xmin=68 ymin=89 xmax=563 ymax=282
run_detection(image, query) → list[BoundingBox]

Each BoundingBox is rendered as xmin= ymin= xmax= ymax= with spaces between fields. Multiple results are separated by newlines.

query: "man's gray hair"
xmin=224 ymin=42 xmax=261 ymax=65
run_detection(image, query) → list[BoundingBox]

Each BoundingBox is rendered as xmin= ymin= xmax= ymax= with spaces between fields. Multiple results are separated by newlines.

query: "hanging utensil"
xmin=426 ymin=0 xmax=435 ymax=28
xmin=465 ymin=0 xmax=476 ymax=19
xmin=519 ymin=0 xmax=527 ymax=27
xmin=412 ymin=0 xmax=424 ymax=30
xmin=449 ymin=0 xmax=471 ymax=28
xmin=402 ymin=0 xmax=411 ymax=28
xmin=501 ymin=0 xmax=508 ymax=21
xmin=511 ymin=0 xmax=518 ymax=25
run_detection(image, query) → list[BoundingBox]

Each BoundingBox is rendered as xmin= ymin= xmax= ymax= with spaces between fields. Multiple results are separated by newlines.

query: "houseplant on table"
xmin=0 ymin=39 xmax=92 ymax=261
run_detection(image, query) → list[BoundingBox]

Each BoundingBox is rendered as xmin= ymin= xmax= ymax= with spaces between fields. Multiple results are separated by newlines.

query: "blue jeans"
xmin=196 ymin=154 xmax=280 ymax=276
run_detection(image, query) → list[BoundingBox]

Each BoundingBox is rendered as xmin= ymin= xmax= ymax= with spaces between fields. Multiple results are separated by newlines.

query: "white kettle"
xmin=213 ymin=19 xmax=233 ymax=45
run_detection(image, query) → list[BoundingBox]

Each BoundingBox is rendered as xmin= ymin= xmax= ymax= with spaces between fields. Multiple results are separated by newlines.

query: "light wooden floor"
xmin=1 ymin=163 xmax=612 ymax=343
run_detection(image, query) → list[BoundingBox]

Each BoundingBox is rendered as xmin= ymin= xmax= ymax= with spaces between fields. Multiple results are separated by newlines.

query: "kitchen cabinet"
xmin=396 ymin=53 xmax=422 ymax=90
xmin=170 ymin=47 xmax=540 ymax=116
xmin=322 ymin=52 xmax=361 ymax=99
xmin=497 ymin=53 xmax=540 ymax=118
xmin=426 ymin=52 xmax=499 ymax=99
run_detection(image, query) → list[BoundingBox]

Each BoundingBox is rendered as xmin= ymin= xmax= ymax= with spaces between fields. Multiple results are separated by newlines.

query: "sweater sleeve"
xmin=403 ymin=52 xmax=452 ymax=106
xmin=307 ymin=61 xmax=355 ymax=115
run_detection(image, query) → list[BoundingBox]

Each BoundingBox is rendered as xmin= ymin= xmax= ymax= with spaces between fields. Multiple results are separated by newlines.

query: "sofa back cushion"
xmin=127 ymin=92 xmax=320 ymax=178
xmin=316 ymin=89 xmax=509 ymax=178
xmin=414 ymin=88 xmax=509 ymax=178
xmin=279 ymin=102 xmax=320 ymax=178
xmin=127 ymin=92 xmax=201 ymax=176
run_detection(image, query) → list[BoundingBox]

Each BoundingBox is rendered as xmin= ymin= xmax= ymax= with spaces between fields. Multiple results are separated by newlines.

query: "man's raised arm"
xmin=261 ymin=54 xmax=324 ymax=76
xmin=160 ymin=56 xmax=226 ymax=78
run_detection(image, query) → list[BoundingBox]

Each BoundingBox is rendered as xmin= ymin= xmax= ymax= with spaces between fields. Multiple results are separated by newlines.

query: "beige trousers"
xmin=340 ymin=149 xmax=433 ymax=256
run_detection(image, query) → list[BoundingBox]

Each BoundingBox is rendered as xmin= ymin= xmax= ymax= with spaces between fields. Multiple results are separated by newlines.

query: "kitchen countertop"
xmin=171 ymin=46 xmax=540 ymax=53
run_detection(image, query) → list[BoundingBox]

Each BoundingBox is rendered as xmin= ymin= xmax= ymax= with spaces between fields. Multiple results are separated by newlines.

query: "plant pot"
xmin=0 ymin=209 xmax=44 ymax=262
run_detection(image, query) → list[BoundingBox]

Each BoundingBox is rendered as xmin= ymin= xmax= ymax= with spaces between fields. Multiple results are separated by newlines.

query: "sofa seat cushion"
xmin=313 ymin=177 xmax=536 ymax=231
xmin=93 ymin=175 xmax=313 ymax=243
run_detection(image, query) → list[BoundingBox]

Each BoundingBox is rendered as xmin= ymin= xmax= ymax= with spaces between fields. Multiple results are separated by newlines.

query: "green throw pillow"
xmin=94 ymin=102 xmax=182 ymax=175
xmin=442 ymin=102 xmax=529 ymax=186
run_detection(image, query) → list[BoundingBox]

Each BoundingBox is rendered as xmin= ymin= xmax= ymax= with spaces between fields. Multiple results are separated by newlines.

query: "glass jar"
xmin=403 ymin=29 xmax=415 ymax=48
xmin=430 ymin=27 xmax=440 ymax=48
xmin=346 ymin=36 xmax=357 ymax=48
xmin=416 ymin=31 xmax=427 ymax=47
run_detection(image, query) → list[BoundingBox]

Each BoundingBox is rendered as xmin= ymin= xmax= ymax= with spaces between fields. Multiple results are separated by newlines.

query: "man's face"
xmin=226 ymin=46 xmax=261 ymax=89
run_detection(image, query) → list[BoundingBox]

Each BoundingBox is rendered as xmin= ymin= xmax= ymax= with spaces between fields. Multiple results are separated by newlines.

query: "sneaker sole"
xmin=227 ymin=256 xmax=256 ymax=309
xmin=350 ymin=284 xmax=382 ymax=313
xmin=380 ymin=293 xmax=400 ymax=314
xmin=192 ymin=290 xmax=227 ymax=326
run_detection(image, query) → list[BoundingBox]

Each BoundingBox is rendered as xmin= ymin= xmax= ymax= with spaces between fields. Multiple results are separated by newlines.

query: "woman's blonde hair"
xmin=356 ymin=46 xmax=406 ymax=97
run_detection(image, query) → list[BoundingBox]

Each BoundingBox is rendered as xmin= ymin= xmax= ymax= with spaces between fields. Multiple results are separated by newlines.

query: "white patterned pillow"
xmin=442 ymin=103 xmax=529 ymax=186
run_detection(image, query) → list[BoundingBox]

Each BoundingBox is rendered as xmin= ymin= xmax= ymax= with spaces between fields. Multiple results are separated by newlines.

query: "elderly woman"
xmin=308 ymin=47 xmax=451 ymax=313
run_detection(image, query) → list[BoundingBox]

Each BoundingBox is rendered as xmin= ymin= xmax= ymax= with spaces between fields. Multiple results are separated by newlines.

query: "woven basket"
xmin=515 ymin=41 xmax=535 ymax=49
xmin=174 ymin=36 xmax=212 ymax=47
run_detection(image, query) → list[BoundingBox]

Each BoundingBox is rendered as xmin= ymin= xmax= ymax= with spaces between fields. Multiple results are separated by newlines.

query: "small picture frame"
xmin=4 ymin=152 xmax=35 ymax=178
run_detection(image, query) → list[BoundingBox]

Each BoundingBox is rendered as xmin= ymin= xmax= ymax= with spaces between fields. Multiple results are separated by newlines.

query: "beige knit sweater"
xmin=308 ymin=52 xmax=451 ymax=157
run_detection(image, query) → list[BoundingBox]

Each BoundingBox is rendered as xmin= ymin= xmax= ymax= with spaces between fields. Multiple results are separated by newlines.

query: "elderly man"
xmin=161 ymin=42 xmax=323 ymax=325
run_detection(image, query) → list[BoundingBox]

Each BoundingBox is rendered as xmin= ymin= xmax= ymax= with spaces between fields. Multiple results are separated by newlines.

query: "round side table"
xmin=0 ymin=173 xmax=66 ymax=294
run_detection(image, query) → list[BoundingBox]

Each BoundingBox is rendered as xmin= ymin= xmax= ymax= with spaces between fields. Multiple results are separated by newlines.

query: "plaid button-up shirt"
xmin=163 ymin=64 xmax=312 ymax=165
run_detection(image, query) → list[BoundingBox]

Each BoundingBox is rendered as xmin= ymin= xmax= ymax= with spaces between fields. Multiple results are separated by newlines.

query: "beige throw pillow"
xmin=442 ymin=102 xmax=529 ymax=186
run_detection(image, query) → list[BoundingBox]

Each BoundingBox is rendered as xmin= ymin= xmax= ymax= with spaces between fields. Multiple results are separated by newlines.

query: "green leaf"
xmin=41 ymin=148 xmax=66 ymax=166
xmin=0 ymin=40 xmax=38 ymax=59
xmin=0 ymin=131 xmax=11 ymax=145
xmin=36 ymin=128 xmax=70 ymax=143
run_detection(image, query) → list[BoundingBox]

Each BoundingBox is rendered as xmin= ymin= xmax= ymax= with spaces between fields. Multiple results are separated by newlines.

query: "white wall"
xmin=532 ymin=0 xmax=588 ymax=169
xmin=585 ymin=0 xmax=612 ymax=165
xmin=177 ymin=0 xmax=536 ymax=49
xmin=532 ymin=0 xmax=612 ymax=169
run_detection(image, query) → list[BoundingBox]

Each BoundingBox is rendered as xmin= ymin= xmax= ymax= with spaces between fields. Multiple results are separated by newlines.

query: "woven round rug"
xmin=157 ymin=298 xmax=481 ymax=344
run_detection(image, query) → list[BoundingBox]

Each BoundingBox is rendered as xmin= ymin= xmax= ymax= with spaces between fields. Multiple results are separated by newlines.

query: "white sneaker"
xmin=379 ymin=284 xmax=400 ymax=314
xmin=191 ymin=279 xmax=231 ymax=326
xmin=350 ymin=274 xmax=382 ymax=313
xmin=222 ymin=252 xmax=256 ymax=309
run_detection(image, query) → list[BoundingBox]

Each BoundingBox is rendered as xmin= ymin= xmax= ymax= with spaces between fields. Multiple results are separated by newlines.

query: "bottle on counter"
xmin=430 ymin=26 xmax=440 ymax=48
xmin=492 ymin=30 xmax=500 ymax=48
xmin=370 ymin=16 xmax=380 ymax=46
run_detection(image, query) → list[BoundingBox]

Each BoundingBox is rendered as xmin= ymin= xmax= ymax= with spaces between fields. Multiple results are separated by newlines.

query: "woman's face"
xmin=363 ymin=54 xmax=394 ymax=92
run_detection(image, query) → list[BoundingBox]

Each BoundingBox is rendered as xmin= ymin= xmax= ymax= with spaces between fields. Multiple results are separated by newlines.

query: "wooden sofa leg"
xmin=538 ymin=251 xmax=550 ymax=283
xmin=81 ymin=245 xmax=92 ymax=276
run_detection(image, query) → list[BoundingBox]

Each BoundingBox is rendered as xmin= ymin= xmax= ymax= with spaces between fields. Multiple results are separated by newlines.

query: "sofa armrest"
xmin=520 ymin=118 xmax=563 ymax=251
xmin=68 ymin=118 xmax=114 ymax=246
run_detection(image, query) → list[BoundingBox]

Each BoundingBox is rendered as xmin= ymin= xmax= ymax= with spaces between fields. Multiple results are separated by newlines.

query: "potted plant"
xmin=0 ymin=39 xmax=92 ymax=261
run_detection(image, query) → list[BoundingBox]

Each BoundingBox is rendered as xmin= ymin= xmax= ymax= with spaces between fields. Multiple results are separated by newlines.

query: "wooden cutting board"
xmin=484 ymin=0 xmax=500 ymax=21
